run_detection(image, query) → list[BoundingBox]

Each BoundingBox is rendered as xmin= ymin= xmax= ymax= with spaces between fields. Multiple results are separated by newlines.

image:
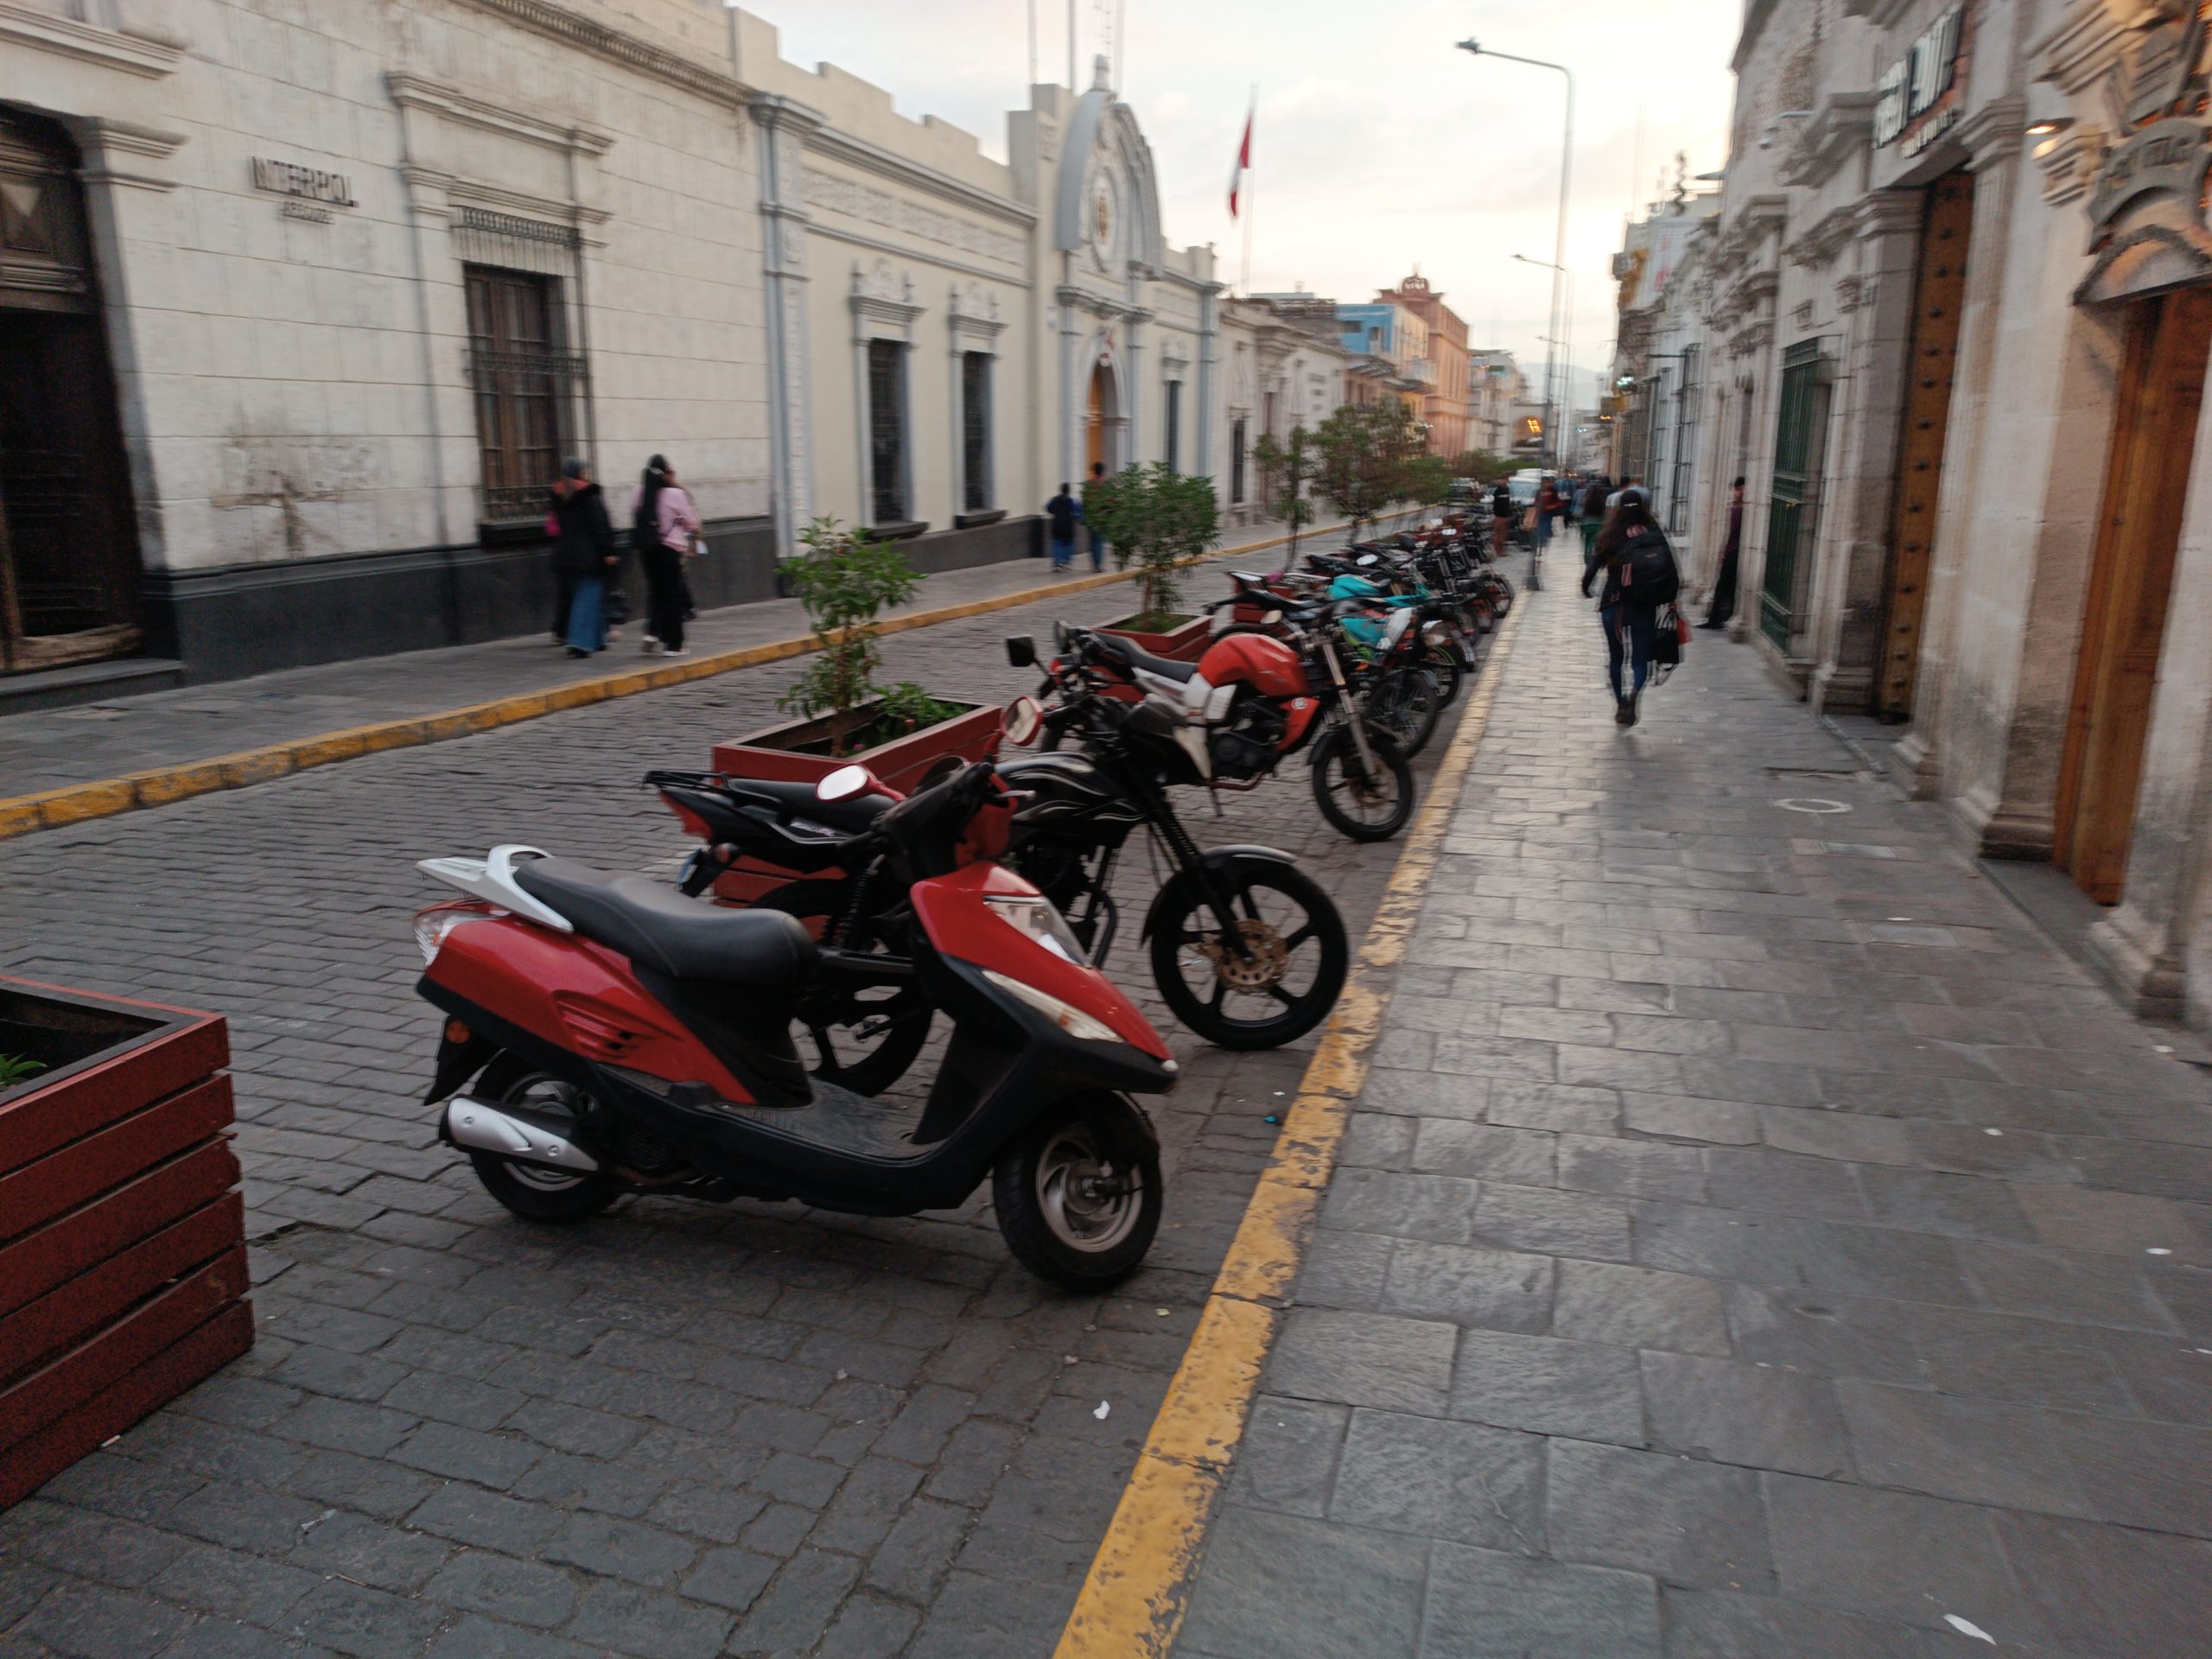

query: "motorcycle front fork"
xmin=1318 ymin=636 xmax=1382 ymax=777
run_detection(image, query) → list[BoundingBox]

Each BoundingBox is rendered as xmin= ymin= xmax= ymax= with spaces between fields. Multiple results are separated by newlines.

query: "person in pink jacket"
xmin=631 ymin=454 xmax=703 ymax=656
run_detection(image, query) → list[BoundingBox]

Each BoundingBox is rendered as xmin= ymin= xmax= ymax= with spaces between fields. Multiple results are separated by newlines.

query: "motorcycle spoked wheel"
xmin=466 ymin=1055 xmax=620 ymax=1223
xmin=1150 ymin=858 xmax=1349 ymax=1050
xmin=750 ymin=879 xmax=934 ymax=1097
xmin=992 ymin=1093 xmax=1161 ymax=1286
xmin=1421 ymin=637 xmax=1467 ymax=706
xmin=1309 ymin=721 xmax=1416 ymax=842
xmin=1363 ymin=666 xmax=1440 ymax=757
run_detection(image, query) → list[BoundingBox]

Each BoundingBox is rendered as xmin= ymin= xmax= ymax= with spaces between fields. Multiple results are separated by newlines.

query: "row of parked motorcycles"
xmin=406 ymin=516 xmax=1517 ymax=1285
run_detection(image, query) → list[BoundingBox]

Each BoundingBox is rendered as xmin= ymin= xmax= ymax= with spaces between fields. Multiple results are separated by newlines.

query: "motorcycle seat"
xmin=725 ymin=777 xmax=893 ymax=833
xmin=514 ymin=858 xmax=820 ymax=986
xmin=1093 ymin=633 xmax=1196 ymax=683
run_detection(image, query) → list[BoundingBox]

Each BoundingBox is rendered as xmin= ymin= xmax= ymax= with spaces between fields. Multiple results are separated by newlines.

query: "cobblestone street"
xmin=1174 ymin=584 xmax=2212 ymax=1658
xmin=0 ymin=577 xmax=1465 ymax=1659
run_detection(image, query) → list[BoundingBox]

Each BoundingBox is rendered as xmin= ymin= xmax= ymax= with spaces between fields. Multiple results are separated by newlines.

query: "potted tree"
xmin=0 ymin=976 xmax=250 ymax=1510
xmin=1086 ymin=462 xmax=1222 ymax=659
xmin=1313 ymin=400 xmax=1427 ymax=540
xmin=1254 ymin=426 xmax=1318 ymax=563
xmin=715 ymin=518 xmax=1001 ymax=792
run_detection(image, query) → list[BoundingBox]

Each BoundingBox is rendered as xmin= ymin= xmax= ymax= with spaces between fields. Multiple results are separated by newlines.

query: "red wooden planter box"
xmin=1096 ymin=612 xmax=1211 ymax=660
xmin=708 ymin=700 xmax=1003 ymax=906
xmin=0 ymin=976 xmax=249 ymax=1510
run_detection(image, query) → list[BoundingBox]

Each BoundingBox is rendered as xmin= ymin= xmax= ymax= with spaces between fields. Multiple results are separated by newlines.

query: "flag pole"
xmin=1028 ymin=0 xmax=1037 ymax=89
xmin=1239 ymin=86 xmax=1255 ymax=297
xmin=1067 ymin=0 xmax=1077 ymax=87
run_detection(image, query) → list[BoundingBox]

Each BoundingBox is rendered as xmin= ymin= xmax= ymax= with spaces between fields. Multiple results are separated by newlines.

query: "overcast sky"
xmin=743 ymin=0 xmax=1743 ymax=420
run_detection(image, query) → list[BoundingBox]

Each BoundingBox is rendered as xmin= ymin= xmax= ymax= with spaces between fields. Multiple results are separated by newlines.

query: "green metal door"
xmin=1761 ymin=342 xmax=1829 ymax=649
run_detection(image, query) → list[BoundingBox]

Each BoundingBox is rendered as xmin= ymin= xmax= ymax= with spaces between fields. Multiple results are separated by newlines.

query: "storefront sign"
xmin=1873 ymin=5 xmax=1966 ymax=151
xmin=250 ymin=157 xmax=356 ymax=211
xmin=2088 ymin=117 xmax=2210 ymax=240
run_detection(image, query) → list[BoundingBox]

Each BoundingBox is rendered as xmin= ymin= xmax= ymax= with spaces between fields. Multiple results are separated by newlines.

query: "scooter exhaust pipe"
xmin=442 ymin=1096 xmax=601 ymax=1173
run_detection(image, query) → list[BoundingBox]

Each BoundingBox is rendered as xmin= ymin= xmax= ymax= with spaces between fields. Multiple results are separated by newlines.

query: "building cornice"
xmin=387 ymin=73 xmax=613 ymax=156
xmin=1955 ymin=94 xmax=2031 ymax=171
xmin=1780 ymin=91 xmax=1878 ymax=188
xmin=456 ymin=0 xmax=749 ymax=109
xmin=2029 ymin=0 xmax=2150 ymax=99
xmin=806 ymin=125 xmax=1033 ymax=227
xmin=1786 ymin=203 xmax=1859 ymax=268
xmin=0 ymin=1 xmax=181 ymax=78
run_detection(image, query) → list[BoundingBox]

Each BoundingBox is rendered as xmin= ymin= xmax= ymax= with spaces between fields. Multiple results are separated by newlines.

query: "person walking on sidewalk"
xmin=1579 ymin=477 xmax=1609 ymax=566
xmin=1084 ymin=461 xmax=1111 ymax=572
xmin=1702 ymin=476 xmax=1746 ymax=630
xmin=1582 ymin=494 xmax=1680 ymax=728
xmin=631 ymin=454 xmax=703 ymax=658
xmin=1490 ymin=479 xmax=1513 ymax=558
xmin=1044 ymin=483 xmax=1083 ymax=572
xmin=551 ymin=459 xmax=619 ymax=658
xmin=1535 ymin=474 xmax=1562 ymax=555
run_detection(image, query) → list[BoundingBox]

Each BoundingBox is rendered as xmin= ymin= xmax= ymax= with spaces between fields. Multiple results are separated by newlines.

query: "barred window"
xmin=868 ymin=339 xmax=907 ymax=524
xmin=464 ymin=265 xmax=583 ymax=523
xmin=1230 ymin=417 xmax=1247 ymax=505
xmin=1164 ymin=382 xmax=1181 ymax=471
xmin=962 ymin=351 xmax=991 ymax=512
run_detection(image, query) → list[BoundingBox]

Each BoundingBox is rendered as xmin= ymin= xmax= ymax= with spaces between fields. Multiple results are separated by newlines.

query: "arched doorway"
xmin=0 ymin=108 xmax=142 ymax=674
xmin=1085 ymin=359 xmax=1119 ymax=475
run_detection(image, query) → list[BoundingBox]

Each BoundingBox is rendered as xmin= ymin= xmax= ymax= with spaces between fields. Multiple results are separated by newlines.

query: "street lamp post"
xmin=1460 ymin=39 xmax=1573 ymax=471
xmin=1516 ymin=253 xmax=1574 ymax=467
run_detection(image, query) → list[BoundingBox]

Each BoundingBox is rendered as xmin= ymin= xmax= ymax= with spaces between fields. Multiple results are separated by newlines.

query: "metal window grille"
xmin=961 ymin=352 xmax=990 ymax=512
xmin=1670 ymin=345 xmax=1700 ymax=536
xmin=1164 ymin=382 xmax=1181 ymax=471
xmin=1230 ymin=418 xmax=1247 ymax=504
xmin=464 ymin=265 xmax=585 ymax=523
xmin=868 ymin=339 xmax=907 ymax=524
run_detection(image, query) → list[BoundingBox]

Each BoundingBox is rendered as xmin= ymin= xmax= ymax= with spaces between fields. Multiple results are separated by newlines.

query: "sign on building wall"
xmin=1872 ymin=5 xmax=1967 ymax=156
xmin=250 ymin=158 xmax=356 ymax=222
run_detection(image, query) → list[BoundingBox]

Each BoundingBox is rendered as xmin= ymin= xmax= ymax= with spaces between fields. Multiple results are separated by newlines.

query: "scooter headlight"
xmin=982 ymin=969 xmax=1122 ymax=1043
xmin=982 ymin=892 xmax=1087 ymax=964
xmin=414 ymin=904 xmax=488 ymax=965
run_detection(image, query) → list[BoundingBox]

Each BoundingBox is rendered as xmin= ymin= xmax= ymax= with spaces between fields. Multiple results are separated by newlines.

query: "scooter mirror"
xmin=1005 ymin=634 xmax=1038 ymax=669
xmin=817 ymin=764 xmax=874 ymax=803
xmin=1003 ymin=696 xmax=1044 ymax=747
xmin=1262 ymin=609 xmax=1284 ymax=626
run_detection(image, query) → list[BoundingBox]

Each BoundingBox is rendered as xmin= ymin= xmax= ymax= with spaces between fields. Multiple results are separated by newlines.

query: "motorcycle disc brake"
xmin=1194 ymin=918 xmax=1290 ymax=990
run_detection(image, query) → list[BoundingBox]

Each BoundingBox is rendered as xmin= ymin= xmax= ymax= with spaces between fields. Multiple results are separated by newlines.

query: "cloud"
xmin=743 ymin=0 xmax=1738 ymax=376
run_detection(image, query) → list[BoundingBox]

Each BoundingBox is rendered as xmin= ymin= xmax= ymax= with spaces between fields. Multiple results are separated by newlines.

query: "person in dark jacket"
xmin=1490 ymin=480 xmax=1513 ymax=556
xmin=1579 ymin=479 xmax=1609 ymax=564
xmin=1084 ymin=461 xmax=1111 ymax=572
xmin=1582 ymin=494 xmax=1676 ymax=728
xmin=551 ymin=459 xmax=620 ymax=658
xmin=1702 ymin=476 xmax=1746 ymax=629
xmin=1044 ymin=483 xmax=1083 ymax=571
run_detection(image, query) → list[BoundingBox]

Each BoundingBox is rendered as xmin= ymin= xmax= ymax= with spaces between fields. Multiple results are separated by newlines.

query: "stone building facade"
xmin=1621 ymin=0 xmax=2212 ymax=1030
xmin=0 ymin=0 xmax=1233 ymax=690
xmin=1374 ymin=274 xmax=1471 ymax=457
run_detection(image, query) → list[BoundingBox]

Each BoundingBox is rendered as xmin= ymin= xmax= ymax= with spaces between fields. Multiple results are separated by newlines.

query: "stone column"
xmin=1895 ymin=95 xmax=2027 ymax=795
xmin=1196 ymin=285 xmax=1220 ymax=490
xmin=1057 ymin=287 xmax=1084 ymax=485
xmin=1810 ymin=191 xmax=1923 ymax=715
xmin=752 ymin=96 xmax=823 ymax=559
xmin=1124 ymin=305 xmax=1151 ymax=466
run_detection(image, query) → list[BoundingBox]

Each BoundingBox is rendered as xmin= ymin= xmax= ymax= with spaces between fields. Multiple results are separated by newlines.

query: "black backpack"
xmin=1619 ymin=531 xmax=1680 ymax=605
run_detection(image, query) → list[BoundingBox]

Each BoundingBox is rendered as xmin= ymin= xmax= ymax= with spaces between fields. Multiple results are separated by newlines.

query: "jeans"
xmin=566 ymin=572 xmax=607 ymax=652
xmin=1090 ymin=533 xmax=1108 ymax=573
xmin=1537 ymin=512 xmax=1554 ymax=549
xmin=1051 ymin=536 xmax=1075 ymax=569
xmin=1601 ymin=602 xmax=1658 ymax=702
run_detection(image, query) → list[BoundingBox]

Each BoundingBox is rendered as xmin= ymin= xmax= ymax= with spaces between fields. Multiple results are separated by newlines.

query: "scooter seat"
xmin=515 ymin=858 xmax=819 ymax=986
xmin=1093 ymin=633 xmax=1196 ymax=683
xmin=726 ymin=777 xmax=893 ymax=834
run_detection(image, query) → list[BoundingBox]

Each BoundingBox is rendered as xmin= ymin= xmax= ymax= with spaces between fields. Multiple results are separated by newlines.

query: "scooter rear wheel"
xmin=467 ymin=1057 xmax=619 ymax=1223
xmin=751 ymin=880 xmax=933 ymax=1097
xmin=993 ymin=1096 xmax=1161 ymax=1287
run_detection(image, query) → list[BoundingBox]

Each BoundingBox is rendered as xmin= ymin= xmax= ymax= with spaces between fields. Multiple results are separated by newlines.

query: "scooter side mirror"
xmin=817 ymin=765 xmax=875 ymax=803
xmin=1262 ymin=609 xmax=1284 ymax=626
xmin=1003 ymin=696 xmax=1044 ymax=747
xmin=1005 ymin=635 xmax=1038 ymax=669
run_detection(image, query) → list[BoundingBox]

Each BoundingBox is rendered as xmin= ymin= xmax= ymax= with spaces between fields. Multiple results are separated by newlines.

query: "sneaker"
xmin=1625 ymin=691 xmax=1641 ymax=728
xmin=607 ymin=626 xmax=623 ymax=641
xmin=1613 ymin=700 xmax=1632 ymax=725
xmin=565 ymin=646 xmax=589 ymax=659
xmin=643 ymin=640 xmax=661 ymax=655
xmin=663 ymin=647 xmax=690 ymax=658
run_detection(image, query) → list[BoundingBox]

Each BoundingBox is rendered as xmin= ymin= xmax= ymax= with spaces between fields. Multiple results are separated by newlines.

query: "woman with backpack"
xmin=632 ymin=454 xmax=703 ymax=657
xmin=550 ymin=459 xmax=620 ymax=658
xmin=1581 ymin=494 xmax=1680 ymax=728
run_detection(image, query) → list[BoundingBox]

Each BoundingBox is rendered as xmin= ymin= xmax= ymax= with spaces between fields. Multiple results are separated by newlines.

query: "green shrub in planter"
xmin=777 ymin=518 xmax=953 ymax=756
xmin=1084 ymin=462 xmax=1221 ymax=631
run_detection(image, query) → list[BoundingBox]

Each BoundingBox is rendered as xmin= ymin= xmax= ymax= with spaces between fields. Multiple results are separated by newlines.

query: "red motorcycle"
xmin=411 ymin=760 xmax=1174 ymax=1286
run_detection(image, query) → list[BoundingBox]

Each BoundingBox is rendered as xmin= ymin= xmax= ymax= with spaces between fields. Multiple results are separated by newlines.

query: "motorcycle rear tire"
xmin=1365 ymin=667 xmax=1440 ymax=758
xmin=1310 ymin=722 xmax=1415 ymax=842
xmin=751 ymin=880 xmax=934 ymax=1097
xmin=1148 ymin=857 xmax=1349 ymax=1050
xmin=467 ymin=1056 xmax=620 ymax=1223
xmin=992 ymin=1094 xmax=1162 ymax=1287
xmin=1421 ymin=640 xmax=1466 ymax=707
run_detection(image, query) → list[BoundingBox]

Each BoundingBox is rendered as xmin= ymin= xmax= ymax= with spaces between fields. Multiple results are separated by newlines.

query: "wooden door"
xmin=1085 ymin=366 xmax=1107 ymax=475
xmin=1878 ymin=171 xmax=1974 ymax=720
xmin=2055 ymin=285 xmax=2212 ymax=902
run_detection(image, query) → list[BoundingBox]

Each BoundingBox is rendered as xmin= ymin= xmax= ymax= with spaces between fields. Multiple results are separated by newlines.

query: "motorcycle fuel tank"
xmin=1193 ymin=631 xmax=1308 ymax=700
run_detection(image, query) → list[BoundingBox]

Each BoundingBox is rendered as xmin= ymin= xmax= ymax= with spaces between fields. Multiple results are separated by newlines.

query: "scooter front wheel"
xmin=467 ymin=1057 xmax=619 ymax=1224
xmin=993 ymin=1096 xmax=1162 ymax=1287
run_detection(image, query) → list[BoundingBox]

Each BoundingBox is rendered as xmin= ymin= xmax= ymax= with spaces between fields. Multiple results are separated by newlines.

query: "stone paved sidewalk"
xmin=1173 ymin=584 xmax=2212 ymax=1657
xmin=0 ymin=517 xmax=1329 ymax=798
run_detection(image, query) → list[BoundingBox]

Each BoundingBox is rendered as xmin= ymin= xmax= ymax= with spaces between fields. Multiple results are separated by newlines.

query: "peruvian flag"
xmin=1229 ymin=97 xmax=1253 ymax=220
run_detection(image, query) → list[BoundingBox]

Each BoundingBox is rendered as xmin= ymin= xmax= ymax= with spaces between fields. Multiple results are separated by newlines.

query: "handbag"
xmin=1650 ymin=605 xmax=1682 ymax=682
xmin=1675 ymin=610 xmax=1692 ymax=645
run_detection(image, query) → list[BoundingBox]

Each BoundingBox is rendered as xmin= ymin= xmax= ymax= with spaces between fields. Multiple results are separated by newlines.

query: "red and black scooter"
xmin=410 ymin=760 xmax=1175 ymax=1285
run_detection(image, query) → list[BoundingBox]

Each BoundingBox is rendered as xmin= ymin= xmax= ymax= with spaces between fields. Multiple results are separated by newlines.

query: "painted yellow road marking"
xmin=1054 ymin=598 xmax=1525 ymax=1658
xmin=0 ymin=525 xmax=1336 ymax=842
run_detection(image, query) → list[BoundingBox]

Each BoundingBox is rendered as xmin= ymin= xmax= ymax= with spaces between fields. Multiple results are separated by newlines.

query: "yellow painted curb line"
xmin=1054 ymin=595 xmax=1527 ymax=1659
xmin=0 ymin=524 xmax=1337 ymax=843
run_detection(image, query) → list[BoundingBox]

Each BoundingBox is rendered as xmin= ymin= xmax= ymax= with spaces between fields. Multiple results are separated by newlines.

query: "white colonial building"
xmin=0 ymin=0 xmax=1243 ymax=691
